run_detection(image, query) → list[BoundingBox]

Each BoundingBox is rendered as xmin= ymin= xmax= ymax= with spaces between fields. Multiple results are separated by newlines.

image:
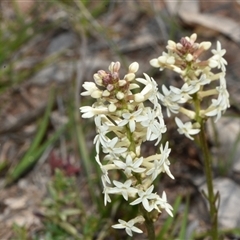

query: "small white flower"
xmin=113 ymin=155 xmax=145 ymax=176
xmin=103 ymin=186 xmax=111 ymax=206
xmin=93 ymin=116 xmax=110 ymax=153
xmin=169 ymin=85 xmax=188 ymax=104
xmin=134 ymin=74 xmax=158 ymax=104
xmin=112 ymin=218 xmax=143 ymax=237
xmin=130 ymin=185 xmax=157 ymax=212
xmin=146 ymin=142 xmax=174 ymax=180
xmin=108 ymin=180 xmax=138 ymax=200
xmin=204 ymin=97 xmax=227 ymax=122
xmin=159 ymin=142 xmax=174 ymax=179
xmin=175 ymin=117 xmax=200 ymax=140
xmin=216 ymin=74 xmax=230 ymax=110
xmin=179 ymin=83 xmax=192 ymax=102
xmin=146 ymin=191 xmax=173 ymax=217
xmin=209 ymin=41 xmax=227 ymax=72
xmin=141 ymin=107 xmax=166 ymax=145
xmin=103 ymin=187 xmax=111 ymax=206
xmin=101 ymin=166 xmax=111 ymax=186
xmin=156 ymin=191 xmax=173 ymax=217
xmin=137 ymin=74 xmax=161 ymax=107
xmin=147 ymin=192 xmax=163 ymax=213
xmin=159 ymin=85 xmax=181 ymax=117
xmin=118 ymin=108 xmax=148 ymax=132
xmin=185 ymin=74 xmax=211 ymax=95
xmin=102 ymin=137 xmax=128 ymax=159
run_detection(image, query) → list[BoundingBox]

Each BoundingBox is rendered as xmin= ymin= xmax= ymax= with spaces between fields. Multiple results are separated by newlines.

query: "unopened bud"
xmin=108 ymin=103 xmax=117 ymax=112
xmin=116 ymin=91 xmax=124 ymax=100
xmin=119 ymin=79 xmax=127 ymax=86
xmin=129 ymin=62 xmax=139 ymax=73
xmin=186 ymin=53 xmax=193 ymax=62
xmin=199 ymin=41 xmax=211 ymax=50
xmin=91 ymin=90 xmax=102 ymax=98
xmin=102 ymin=90 xmax=110 ymax=97
xmin=113 ymin=62 xmax=121 ymax=72
xmin=190 ymin=33 xmax=197 ymax=42
xmin=124 ymin=73 xmax=135 ymax=81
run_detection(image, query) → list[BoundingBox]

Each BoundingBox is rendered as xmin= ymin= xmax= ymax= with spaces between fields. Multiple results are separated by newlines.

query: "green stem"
xmin=141 ymin=208 xmax=155 ymax=240
xmin=199 ymin=121 xmax=218 ymax=240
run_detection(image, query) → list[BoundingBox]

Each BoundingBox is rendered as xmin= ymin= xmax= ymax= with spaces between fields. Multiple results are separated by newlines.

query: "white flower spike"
xmin=80 ymin=61 xmax=174 ymax=236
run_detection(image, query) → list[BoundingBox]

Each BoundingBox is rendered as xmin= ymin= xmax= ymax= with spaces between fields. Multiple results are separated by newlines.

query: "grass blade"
xmin=5 ymin=89 xmax=56 ymax=185
xmin=178 ymin=196 xmax=189 ymax=240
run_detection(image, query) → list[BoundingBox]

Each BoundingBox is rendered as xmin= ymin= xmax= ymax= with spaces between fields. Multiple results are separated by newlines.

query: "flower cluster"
xmin=150 ymin=33 xmax=229 ymax=140
xmin=80 ymin=62 xmax=174 ymax=236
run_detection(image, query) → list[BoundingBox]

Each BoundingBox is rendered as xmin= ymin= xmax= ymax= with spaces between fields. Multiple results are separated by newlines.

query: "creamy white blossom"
xmin=210 ymin=41 xmax=227 ymax=72
xmin=141 ymin=107 xmax=166 ymax=145
xmin=102 ymin=137 xmax=128 ymax=159
xmin=150 ymin=33 xmax=229 ymax=140
xmin=145 ymin=142 xmax=174 ymax=181
xmin=157 ymin=191 xmax=173 ymax=217
xmin=112 ymin=217 xmax=143 ymax=237
xmin=80 ymin=61 xmax=174 ymax=236
xmin=130 ymin=185 xmax=161 ymax=212
xmin=118 ymin=108 xmax=148 ymax=132
xmin=159 ymin=85 xmax=181 ymax=117
xmin=175 ymin=117 xmax=200 ymax=140
xmin=108 ymin=179 xmax=138 ymax=200
xmin=102 ymin=186 xmax=111 ymax=206
xmin=204 ymin=98 xmax=225 ymax=122
xmin=113 ymin=155 xmax=145 ymax=176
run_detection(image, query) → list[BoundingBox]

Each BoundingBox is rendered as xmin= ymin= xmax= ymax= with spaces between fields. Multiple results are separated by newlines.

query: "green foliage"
xmin=178 ymin=196 xmax=189 ymax=240
xmin=38 ymin=169 xmax=101 ymax=240
xmin=0 ymin=3 xmax=59 ymax=93
xmin=38 ymin=222 xmax=71 ymax=240
xmin=5 ymin=89 xmax=69 ymax=185
xmin=11 ymin=224 xmax=28 ymax=240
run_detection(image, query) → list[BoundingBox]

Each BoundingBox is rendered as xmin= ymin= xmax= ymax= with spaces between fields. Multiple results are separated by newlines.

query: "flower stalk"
xmin=141 ymin=207 xmax=156 ymax=240
xmin=150 ymin=33 xmax=229 ymax=239
xmin=199 ymin=121 xmax=219 ymax=239
xmin=80 ymin=61 xmax=174 ymax=238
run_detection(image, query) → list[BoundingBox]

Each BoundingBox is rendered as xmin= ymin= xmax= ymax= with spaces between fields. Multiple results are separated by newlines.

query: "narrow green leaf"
xmin=61 ymin=208 xmax=82 ymax=216
xmin=0 ymin=161 xmax=8 ymax=173
xmin=57 ymin=221 xmax=80 ymax=239
xmin=27 ymin=89 xmax=55 ymax=153
xmin=179 ymin=196 xmax=189 ymax=240
xmin=5 ymin=122 xmax=68 ymax=185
